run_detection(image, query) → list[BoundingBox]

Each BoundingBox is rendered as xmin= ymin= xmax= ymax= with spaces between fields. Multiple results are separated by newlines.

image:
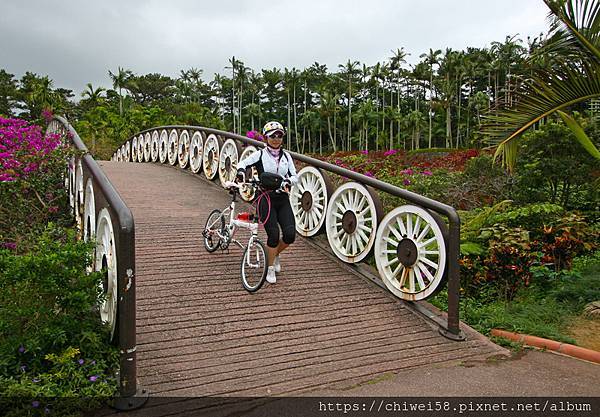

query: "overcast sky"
xmin=2 ymin=0 xmax=550 ymax=96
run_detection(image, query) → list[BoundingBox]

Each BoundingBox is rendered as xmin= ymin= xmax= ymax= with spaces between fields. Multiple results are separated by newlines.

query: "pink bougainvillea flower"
xmin=384 ymin=149 xmax=398 ymax=156
xmin=400 ymin=168 xmax=414 ymax=175
xmin=246 ymin=131 xmax=256 ymax=139
xmin=360 ymin=150 xmax=368 ymax=155
xmin=421 ymin=170 xmax=433 ymax=176
xmin=365 ymin=171 xmax=373 ymax=177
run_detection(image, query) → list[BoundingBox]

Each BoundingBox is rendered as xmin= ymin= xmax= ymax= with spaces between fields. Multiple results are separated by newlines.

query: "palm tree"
xmin=82 ymin=83 xmax=105 ymax=103
xmin=390 ymin=48 xmax=408 ymax=147
xmin=339 ymin=60 xmax=360 ymax=150
xmin=420 ymin=48 xmax=441 ymax=148
xmin=483 ymin=0 xmax=600 ymax=170
xmin=108 ymin=67 xmax=133 ymax=117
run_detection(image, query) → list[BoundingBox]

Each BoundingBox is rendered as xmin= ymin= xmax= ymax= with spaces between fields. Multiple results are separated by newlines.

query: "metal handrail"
xmin=115 ymin=125 xmax=464 ymax=340
xmin=52 ymin=116 xmax=146 ymax=409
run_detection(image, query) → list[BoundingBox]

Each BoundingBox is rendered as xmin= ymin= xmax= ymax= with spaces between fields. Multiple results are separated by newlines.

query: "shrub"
xmin=0 ymin=225 xmax=118 ymax=415
xmin=0 ymin=117 xmax=73 ymax=252
xmin=535 ymin=213 xmax=599 ymax=270
xmin=513 ymin=121 xmax=599 ymax=210
xmin=489 ymin=203 xmax=565 ymax=237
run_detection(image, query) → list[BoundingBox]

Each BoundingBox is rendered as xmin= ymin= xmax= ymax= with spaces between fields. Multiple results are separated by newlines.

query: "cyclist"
xmin=236 ymin=121 xmax=298 ymax=284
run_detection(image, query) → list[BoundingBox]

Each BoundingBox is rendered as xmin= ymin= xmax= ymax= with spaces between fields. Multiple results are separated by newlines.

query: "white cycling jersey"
xmin=237 ymin=148 xmax=298 ymax=186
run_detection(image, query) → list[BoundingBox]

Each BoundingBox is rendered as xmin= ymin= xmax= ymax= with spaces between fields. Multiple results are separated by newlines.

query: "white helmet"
xmin=262 ymin=121 xmax=285 ymax=137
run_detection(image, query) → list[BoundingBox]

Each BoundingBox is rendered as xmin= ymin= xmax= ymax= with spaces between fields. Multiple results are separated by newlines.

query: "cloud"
xmin=1 ymin=0 xmax=548 ymax=95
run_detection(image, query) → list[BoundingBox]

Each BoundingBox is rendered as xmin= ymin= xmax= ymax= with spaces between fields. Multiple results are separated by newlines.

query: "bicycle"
xmin=202 ymin=176 xmax=269 ymax=292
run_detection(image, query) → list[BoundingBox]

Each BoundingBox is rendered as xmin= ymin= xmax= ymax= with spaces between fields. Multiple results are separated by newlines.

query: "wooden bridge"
xmin=101 ymin=161 xmax=500 ymax=399
xmin=48 ymin=119 xmax=504 ymax=415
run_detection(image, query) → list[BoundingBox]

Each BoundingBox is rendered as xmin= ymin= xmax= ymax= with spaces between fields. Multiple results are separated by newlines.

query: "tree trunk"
xmin=287 ymin=89 xmax=291 ymax=149
xmin=428 ymin=68 xmax=433 ymax=148
xmin=327 ymin=116 xmax=336 ymax=152
xmin=456 ymin=77 xmax=462 ymax=149
xmin=293 ymin=84 xmax=299 ymax=152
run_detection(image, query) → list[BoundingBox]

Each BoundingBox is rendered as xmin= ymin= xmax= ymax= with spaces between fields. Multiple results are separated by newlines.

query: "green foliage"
xmin=431 ymin=253 xmax=600 ymax=344
xmin=0 ymin=225 xmax=118 ymax=415
xmin=513 ymin=121 xmax=599 ymax=210
xmin=488 ymin=203 xmax=565 ymax=234
xmin=536 ymin=212 xmax=599 ymax=270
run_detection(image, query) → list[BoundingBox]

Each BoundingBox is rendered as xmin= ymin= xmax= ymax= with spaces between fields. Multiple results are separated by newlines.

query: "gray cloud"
xmin=1 ymin=0 xmax=549 ymax=96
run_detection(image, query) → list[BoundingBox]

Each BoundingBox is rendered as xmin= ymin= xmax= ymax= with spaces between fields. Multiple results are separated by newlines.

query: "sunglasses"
xmin=268 ymin=132 xmax=284 ymax=139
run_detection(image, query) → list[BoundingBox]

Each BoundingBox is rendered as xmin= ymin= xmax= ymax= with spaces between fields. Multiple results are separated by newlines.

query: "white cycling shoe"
xmin=273 ymin=255 xmax=281 ymax=273
xmin=266 ymin=266 xmax=277 ymax=284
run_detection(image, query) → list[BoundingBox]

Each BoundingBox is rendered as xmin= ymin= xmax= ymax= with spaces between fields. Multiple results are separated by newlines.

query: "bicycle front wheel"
xmin=240 ymin=238 xmax=268 ymax=292
xmin=203 ymin=209 xmax=225 ymax=253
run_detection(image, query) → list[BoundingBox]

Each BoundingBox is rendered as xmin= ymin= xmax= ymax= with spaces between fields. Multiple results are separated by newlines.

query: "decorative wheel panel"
xmin=291 ymin=166 xmax=333 ymax=237
xmin=218 ymin=139 xmax=241 ymax=187
xmin=178 ymin=130 xmax=190 ymax=169
xmin=325 ymin=182 xmax=383 ymax=263
xmin=189 ymin=131 xmax=204 ymax=173
xmin=68 ymin=156 xmax=76 ymax=210
xmin=116 ymin=149 xmax=121 ymax=162
xmin=159 ymin=130 xmax=168 ymax=163
xmin=168 ymin=129 xmax=179 ymax=165
xmin=95 ymin=208 xmax=118 ymax=340
xmin=75 ymin=160 xmax=84 ymax=233
xmin=131 ymin=136 xmax=138 ymax=162
xmin=84 ymin=178 xmax=96 ymax=273
xmin=150 ymin=132 xmax=159 ymax=162
xmin=375 ymin=205 xmax=447 ymax=301
xmin=143 ymin=132 xmax=151 ymax=162
xmin=239 ymin=145 xmax=259 ymax=201
xmin=124 ymin=141 xmax=131 ymax=162
xmin=202 ymin=134 xmax=221 ymax=180
xmin=137 ymin=135 xmax=144 ymax=162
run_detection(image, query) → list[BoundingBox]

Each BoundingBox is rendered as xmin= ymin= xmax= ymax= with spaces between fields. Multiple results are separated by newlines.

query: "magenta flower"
xmin=400 ymin=168 xmax=414 ymax=175
xmin=422 ymin=170 xmax=433 ymax=176
xmin=2 ymin=242 xmax=17 ymax=250
xmin=246 ymin=131 xmax=256 ymax=139
xmin=361 ymin=150 xmax=368 ymax=155
xmin=403 ymin=179 xmax=411 ymax=186
xmin=384 ymin=149 xmax=398 ymax=156
xmin=365 ymin=171 xmax=373 ymax=177
xmin=78 ymin=359 xmax=84 ymax=365
xmin=89 ymin=375 xmax=98 ymax=382
xmin=48 ymin=206 xmax=59 ymax=213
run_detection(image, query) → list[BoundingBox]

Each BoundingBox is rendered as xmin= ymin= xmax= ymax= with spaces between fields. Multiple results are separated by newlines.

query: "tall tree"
xmin=108 ymin=67 xmax=133 ymax=117
xmin=483 ymin=0 xmax=600 ymax=169
xmin=338 ymin=60 xmax=360 ymax=150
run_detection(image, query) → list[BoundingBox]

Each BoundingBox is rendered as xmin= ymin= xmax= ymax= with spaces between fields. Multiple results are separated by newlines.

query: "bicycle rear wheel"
xmin=203 ymin=209 xmax=225 ymax=252
xmin=241 ymin=238 xmax=267 ymax=292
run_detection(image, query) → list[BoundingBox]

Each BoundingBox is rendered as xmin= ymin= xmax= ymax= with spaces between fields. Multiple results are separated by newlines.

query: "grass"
xmin=430 ymin=252 xmax=600 ymax=347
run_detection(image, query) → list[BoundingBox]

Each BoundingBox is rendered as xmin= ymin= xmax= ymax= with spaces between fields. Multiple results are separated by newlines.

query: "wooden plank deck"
xmin=99 ymin=161 xmax=501 ymax=401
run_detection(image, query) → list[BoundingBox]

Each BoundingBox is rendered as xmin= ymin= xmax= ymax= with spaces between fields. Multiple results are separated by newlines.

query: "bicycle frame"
xmin=209 ymin=188 xmax=259 ymax=250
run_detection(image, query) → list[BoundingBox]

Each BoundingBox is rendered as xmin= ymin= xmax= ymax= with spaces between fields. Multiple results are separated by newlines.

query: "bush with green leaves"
xmin=0 ymin=225 xmax=118 ymax=416
xmin=513 ymin=121 xmax=599 ymax=210
xmin=432 ymin=251 xmax=600 ymax=343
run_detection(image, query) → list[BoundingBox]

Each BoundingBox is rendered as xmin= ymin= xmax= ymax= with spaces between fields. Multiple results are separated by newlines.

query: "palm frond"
xmin=544 ymin=0 xmax=600 ymax=60
xmin=483 ymin=59 xmax=600 ymax=169
xmin=557 ymin=110 xmax=600 ymax=158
